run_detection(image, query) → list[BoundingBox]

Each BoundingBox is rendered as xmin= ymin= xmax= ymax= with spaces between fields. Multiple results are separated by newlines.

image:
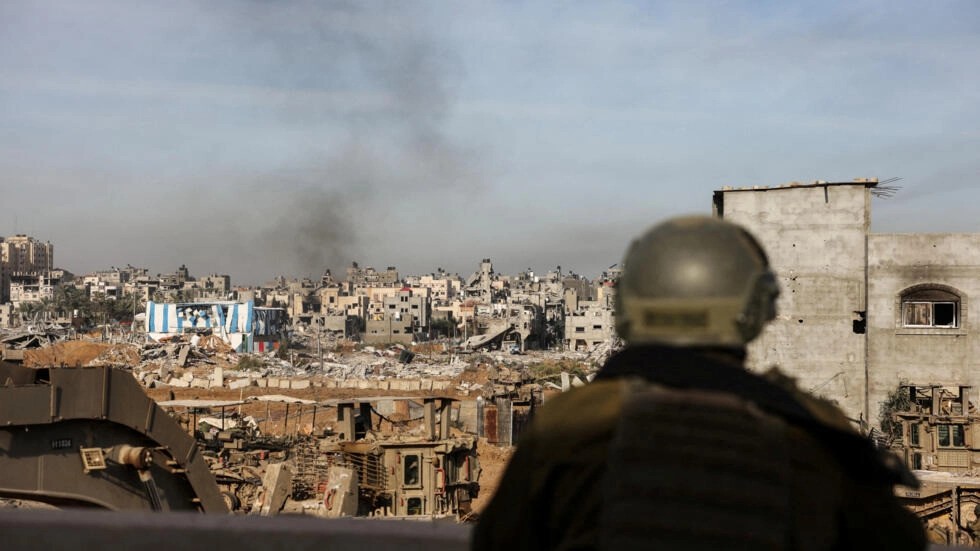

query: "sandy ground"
xmin=23 ymin=341 xmax=140 ymax=367
xmin=471 ymin=439 xmax=515 ymax=514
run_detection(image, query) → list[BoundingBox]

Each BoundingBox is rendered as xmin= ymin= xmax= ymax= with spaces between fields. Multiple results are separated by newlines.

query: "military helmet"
xmin=615 ymin=215 xmax=779 ymax=348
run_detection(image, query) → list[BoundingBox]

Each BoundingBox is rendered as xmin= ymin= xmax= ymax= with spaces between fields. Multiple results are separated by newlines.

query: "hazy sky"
xmin=1 ymin=1 xmax=977 ymax=285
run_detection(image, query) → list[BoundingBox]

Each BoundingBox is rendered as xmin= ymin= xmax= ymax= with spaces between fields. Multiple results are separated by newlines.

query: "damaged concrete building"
xmin=0 ymin=234 xmax=55 ymax=304
xmin=714 ymin=179 xmax=980 ymax=429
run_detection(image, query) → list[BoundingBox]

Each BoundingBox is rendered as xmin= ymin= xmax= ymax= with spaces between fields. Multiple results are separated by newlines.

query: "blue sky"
xmin=1 ymin=1 xmax=977 ymax=284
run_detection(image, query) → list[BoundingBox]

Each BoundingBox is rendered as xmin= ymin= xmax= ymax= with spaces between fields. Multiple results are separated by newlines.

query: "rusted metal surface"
xmin=0 ymin=362 xmax=226 ymax=513
xmin=483 ymin=403 xmax=499 ymax=444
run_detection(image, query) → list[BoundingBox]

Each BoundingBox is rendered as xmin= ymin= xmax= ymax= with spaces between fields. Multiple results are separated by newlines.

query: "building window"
xmin=901 ymin=288 xmax=960 ymax=328
xmin=937 ymin=424 xmax=965 ymax=447
xmin=404 ymin=454 xmax=420 ymax=486
xmin=909 ymin=423 xmax=920 ymax=446
xmin=575 ymin=327 xmax=585 ymax=333
xmin=407 ymin=497 xmax=423 ymax=515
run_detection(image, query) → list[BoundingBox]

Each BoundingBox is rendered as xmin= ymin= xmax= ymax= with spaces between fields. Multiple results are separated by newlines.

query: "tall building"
xmin=0 ymin=235 xmax=54 ymax=303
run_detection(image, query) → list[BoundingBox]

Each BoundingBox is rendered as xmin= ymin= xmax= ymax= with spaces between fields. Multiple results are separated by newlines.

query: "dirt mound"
xmin=23 ymin=341 xmax=135 ymax=368
xmin=471 ymin=438 xmax=515 ymax=513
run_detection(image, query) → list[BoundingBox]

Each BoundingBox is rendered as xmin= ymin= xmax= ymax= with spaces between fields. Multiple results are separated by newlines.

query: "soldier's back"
xmin=474 ymin=374 xmax=925 ymax=551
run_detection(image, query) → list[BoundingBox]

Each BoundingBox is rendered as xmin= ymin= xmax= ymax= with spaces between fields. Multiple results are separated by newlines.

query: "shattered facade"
xmin=563 ymin=300 xmax=615 ymax=352
xmin=9 ymin=272 xmax=59 ymax=309
xmin=346 ymin=263 xmax=399 ymax=287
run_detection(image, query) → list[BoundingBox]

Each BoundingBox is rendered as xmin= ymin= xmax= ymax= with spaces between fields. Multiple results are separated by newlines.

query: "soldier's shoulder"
xmin=762 ymin=367 xmax=856 ymax=433
xmin=529 ymin=380 xmax=624 ymax=441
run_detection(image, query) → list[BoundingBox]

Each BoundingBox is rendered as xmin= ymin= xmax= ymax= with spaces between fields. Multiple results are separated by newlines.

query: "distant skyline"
xmin=2 ymin=2 xmax=978 ymax=285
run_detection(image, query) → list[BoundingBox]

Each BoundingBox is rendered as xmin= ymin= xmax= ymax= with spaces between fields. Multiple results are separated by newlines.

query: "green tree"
xmin=429 ymin=318 xmax=454 ymax=338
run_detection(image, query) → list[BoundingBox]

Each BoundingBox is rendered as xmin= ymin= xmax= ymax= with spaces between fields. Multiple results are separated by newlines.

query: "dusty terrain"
xmin=8 ymin=338 xmax=591 ymax=516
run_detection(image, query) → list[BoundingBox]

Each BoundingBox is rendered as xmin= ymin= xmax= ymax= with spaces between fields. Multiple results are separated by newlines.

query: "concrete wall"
xmin=564 ymin=305 xmax=615 ymax=351
xmin=868 ymin=233 xmax=980 ymax=420
xmin=364 ymin=315 xmax=415 ymax=345
xmin=717 ymin=184 xmax=871 ymax=421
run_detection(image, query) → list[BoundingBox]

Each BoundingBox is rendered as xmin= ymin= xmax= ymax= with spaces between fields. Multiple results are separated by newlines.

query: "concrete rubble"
xmin=1 ymin=324 xmax=607 ymax=396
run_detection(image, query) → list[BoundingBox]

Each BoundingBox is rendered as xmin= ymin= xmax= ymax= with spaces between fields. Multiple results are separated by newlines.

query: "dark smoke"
xmin=203 ymin=2 xmax=479 ymax=282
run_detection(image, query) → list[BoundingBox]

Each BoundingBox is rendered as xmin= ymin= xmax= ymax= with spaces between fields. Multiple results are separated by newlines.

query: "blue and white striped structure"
xmin=145 ymin=300 xmax=257 ymax=352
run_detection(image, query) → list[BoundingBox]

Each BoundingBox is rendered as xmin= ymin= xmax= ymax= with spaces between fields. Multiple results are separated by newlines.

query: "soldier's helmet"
xmin=615 ymin=215 xmax=779 ymax=348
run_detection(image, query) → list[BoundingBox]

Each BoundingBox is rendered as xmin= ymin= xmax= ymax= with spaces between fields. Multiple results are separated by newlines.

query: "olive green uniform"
xmin=472 ymin=346 xmax=925 ymax=551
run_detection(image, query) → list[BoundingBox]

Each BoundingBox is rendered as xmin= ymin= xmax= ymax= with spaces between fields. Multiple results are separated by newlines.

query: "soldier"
xmin=473 ymin=215 xmax=924 ymax=550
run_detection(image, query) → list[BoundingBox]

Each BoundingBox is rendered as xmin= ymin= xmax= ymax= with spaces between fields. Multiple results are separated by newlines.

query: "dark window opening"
xmin=909 ymin=423 xmax=920 ymax=446
xmin=911 ymin=453 xmax=922 ymax=470
xmin=404 ymin=454 xmax=420 ymax=485
xmin=853 ymin=311 xmax=866 ymax=334
xmin=407 ymin=497 xmax=422 ymax=515
xmin=938 ymin=424 xmax=965 ymax=447
xmin=935 ymin=303 xmax=956 ymax=326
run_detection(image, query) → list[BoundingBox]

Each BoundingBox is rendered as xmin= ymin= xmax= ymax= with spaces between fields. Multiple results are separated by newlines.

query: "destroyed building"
xmin=564 ymin=299 xmax=615 ymax=352
xmin=715 ymin=179 xmax=980 ymax=428
xmin=346 ymin=262 xmax=399 ymax=287
xmin=8 ymin=271 xmax=61 ymax=309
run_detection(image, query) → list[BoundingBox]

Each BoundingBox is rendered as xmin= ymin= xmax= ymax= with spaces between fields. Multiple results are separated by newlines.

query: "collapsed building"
xmin=155 ymin=393 xmax=481 ymax=519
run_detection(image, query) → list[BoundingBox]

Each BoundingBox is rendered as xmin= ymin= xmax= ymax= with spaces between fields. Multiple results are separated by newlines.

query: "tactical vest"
xmin=598 ymin=379 xmax=841 ymax=551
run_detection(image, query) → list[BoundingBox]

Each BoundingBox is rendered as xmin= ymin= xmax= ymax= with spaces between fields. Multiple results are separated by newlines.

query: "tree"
xmin=879 ymin=384 xmax=912 ymax=443
xmin=429 ymin=318 xmax=454 ymax=339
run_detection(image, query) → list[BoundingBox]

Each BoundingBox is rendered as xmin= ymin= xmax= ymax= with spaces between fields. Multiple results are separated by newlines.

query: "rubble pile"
xmin=586 ymin=337 xmax=623 ymax=366
xmin=86 ymin=343 xmax=142 ymax=367
xmin=0 ymin=323 xmax=68 ymax=350
xmin=4 ymin=329 xmax=600 ymax=397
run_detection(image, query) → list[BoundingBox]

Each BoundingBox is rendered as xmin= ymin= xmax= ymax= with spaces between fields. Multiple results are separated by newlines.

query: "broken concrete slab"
xmin=228 ymin=378 xmax=252 ymax=390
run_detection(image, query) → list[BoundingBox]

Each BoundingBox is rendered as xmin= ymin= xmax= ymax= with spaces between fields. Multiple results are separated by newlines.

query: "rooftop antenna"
xmin=871 ymin=177 xmax=902 ymax=199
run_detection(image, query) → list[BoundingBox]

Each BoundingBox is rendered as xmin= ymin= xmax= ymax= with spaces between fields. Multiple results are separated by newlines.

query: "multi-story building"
xmin=9 ymin=272 xmax=59 ymax=309
xmin=346 ymin=262 xmax=399 ymax=287
xmin=414 ymin=271 xmax=460 ymax=303
xmin=381 ymin=288 xmax=431 ymax=333
xmin=0 ymin=235 xmax=54 ymax=302
xmin=564 ymin=300 xmax=615 ymax=351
